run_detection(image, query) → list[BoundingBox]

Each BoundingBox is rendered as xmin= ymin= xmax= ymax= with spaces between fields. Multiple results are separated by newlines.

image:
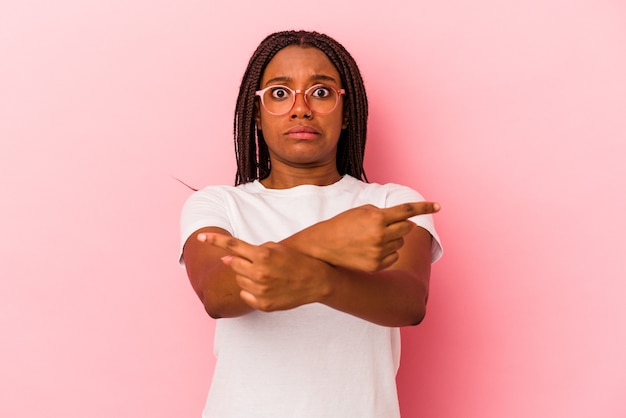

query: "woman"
xmin=180 ymin=30 xmax=442 ymax=418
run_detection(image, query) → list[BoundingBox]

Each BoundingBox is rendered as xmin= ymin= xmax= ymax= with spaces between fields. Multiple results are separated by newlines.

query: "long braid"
xmin=315 ymin=39 xmax=369 ymax=182
xmin=233 ymin=30 xmax=369 ymax=185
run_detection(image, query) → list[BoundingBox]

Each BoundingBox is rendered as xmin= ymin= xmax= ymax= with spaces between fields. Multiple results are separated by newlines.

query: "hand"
xmin=197 ymin=233 xmax=331 ymax=312
xmin=304 ymin=201 xmax=440 ymax=272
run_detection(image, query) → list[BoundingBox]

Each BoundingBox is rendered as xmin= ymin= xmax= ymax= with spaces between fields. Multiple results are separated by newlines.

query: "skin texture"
xmin=182 ymin=45 xmax=439 ymax=327
xmin=255 ymin=45 xmax=348 ymax=189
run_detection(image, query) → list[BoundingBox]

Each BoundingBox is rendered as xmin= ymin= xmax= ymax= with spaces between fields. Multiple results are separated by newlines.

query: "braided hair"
xmin=233 ymin=30 xmax=369 ymax=185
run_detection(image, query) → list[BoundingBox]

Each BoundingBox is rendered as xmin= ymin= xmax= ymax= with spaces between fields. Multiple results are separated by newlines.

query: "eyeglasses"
xmin=255 ymin=84 xmax=346 ymax=116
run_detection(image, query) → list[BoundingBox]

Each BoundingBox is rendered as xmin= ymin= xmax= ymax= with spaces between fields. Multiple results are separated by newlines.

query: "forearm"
xmin=183 ymin=227 xmax=253 ymax=319
xmin=199 ymin=235 xmax=430 ymax=326
xmin=190 ymin=261 xmax=253 ymax=319
xmin=190 ymin=223 xmax=338 ymax=319
xmin=280 ymin=202 xmax=437 ymax=272
xmin=200 ymin=255 xmax=430 ymax=326
xmin=187 ymin=221 xmax=434 ymax=322
xmin=280 ymin=223 xmax=328 ymax=261
xmin=318 ymin=263 xmax=430 ymax=327
xmin=280 ymin=218 xmax=377 ymax=269
xmin=185 ymin=227 xmax=326 ymax=319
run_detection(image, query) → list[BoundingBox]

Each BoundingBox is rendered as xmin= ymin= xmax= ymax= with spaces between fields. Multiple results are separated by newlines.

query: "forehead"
xmin=261 ymin=45 xmax=340 ymax=86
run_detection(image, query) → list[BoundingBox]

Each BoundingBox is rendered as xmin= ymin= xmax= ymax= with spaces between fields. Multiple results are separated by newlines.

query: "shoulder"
xmin=382 ymin=182 xmax=426 ymax=203
xmin=179 ymin=183 xmax=261 ymax=255
xmin=183 ymin=182 xmax=260 ymax=206
xmin=194 ymin=181 xmax=259 ymax=196
xmin=341 ymin=176 xmax=426 ymax=203
xmin=180 ymin=182 xmax=259 ymax=232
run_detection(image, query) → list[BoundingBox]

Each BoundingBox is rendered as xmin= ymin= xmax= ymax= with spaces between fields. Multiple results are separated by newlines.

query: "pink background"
xmin=2 ymin=1 xmax=625 ymax=417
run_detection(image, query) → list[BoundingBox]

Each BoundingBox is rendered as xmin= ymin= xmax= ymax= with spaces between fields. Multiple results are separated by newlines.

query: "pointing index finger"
xmin=382 ymin=202 xmax=441 ymax=224
xmin=197 ymin=232 xmax=255 ymax=259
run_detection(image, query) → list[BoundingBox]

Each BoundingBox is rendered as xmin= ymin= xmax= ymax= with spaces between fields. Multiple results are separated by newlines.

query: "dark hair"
xmin=234 ymin=30 xmax=369 ymax=185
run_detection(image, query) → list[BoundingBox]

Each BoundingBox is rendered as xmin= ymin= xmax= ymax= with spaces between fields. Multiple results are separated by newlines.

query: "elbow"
xmin=205 ymin=306 xmax=222 ymax=320
xmin=201 ymin=292 xmax=251 ymax=319
xmin=195 ymin=289 xmax=223 ymax=319
xmin=202 ymin=296 xmax=225 ymax=319
xmin=407 ymin=292 xmax=429 ymax=326
xmin=408 ymin=305 xmax=427 ymax=326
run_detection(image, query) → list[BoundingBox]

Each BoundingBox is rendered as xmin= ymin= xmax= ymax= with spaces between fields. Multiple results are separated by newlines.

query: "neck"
xmin=260 ymin=165 xmax=342 ymax=189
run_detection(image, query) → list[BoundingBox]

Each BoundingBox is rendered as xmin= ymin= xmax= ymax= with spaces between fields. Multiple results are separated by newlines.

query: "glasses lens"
xmin=261 ymin=86 xmax=294 ymax=115
xmin=305 ymin=85 xmax=339 ymax=114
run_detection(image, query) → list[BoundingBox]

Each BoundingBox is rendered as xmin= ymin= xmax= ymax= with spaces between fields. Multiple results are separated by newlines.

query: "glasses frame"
xmin=255 ymin=84 xmax=346 ymax=116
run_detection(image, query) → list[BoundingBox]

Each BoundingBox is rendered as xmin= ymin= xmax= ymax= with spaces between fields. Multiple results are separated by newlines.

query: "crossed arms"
xmin=182 ymin=202 xmax=439 ymax=327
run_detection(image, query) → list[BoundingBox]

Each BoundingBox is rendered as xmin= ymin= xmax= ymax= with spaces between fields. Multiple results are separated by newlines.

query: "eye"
xmin=270 ymin=87 xmax=291 ymax=100
xmin=310 ymin=85 xmax=332 ymax=99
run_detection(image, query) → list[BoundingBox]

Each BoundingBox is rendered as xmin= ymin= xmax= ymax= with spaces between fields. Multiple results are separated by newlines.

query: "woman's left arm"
xmin=202 ymin=225 xmax=433 ymax=327
xmin=319 ymin=225 xmax=432 ymax=327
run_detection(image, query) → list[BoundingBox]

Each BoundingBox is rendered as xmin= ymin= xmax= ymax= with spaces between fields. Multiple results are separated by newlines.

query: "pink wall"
xmin=2 ymin=1 xmax=625 ymax=417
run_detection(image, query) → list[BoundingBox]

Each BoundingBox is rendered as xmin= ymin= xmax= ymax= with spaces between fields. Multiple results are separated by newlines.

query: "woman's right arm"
xmin=182 ymin=226 xmax=254 ymax=319
xmin=182 ymin=202 xmax=438 ymax=319
xmin=282 ymin=202 xmax=439 ymax=272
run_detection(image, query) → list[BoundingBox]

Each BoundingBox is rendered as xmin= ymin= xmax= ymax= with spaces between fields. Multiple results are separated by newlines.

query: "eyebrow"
xmin=263 ymin=74 xmax=339 ymax=86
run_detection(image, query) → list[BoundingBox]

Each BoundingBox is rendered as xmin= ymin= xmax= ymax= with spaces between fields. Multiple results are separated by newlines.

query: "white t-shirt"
xmin=179 ymin=175 xmax=442 ymax=418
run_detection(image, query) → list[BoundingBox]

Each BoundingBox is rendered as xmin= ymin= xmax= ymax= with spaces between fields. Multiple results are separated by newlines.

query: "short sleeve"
xmin=384 ymin=184 xmax=443 ymax=263
xmin=179 ymin=187 xmax=234 ymax=263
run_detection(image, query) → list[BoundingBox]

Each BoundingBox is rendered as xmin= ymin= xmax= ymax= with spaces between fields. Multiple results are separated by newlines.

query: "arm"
xmin=188 ymin=202 xmax=439 ymax=326
xmin=203 ymin=226 xmax=432 ymax=327
xmin=320 ymin=225 xmax=432 ymax=327
xmin=283 ymin=202 xmax=439 ymax=272
xmin=182 ymin=226 xmax=254 ymax=318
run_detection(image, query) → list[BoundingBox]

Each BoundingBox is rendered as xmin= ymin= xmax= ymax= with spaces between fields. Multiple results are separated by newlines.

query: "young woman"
xmin=180 ymin=30 xmax=442 ymax=418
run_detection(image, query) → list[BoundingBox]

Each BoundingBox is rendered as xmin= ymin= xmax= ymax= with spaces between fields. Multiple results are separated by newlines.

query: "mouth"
xmin=285 ymin=125 xmax=320 ymax=140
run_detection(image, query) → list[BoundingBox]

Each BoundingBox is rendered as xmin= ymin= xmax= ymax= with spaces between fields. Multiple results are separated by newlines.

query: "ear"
xmin=255 ymin=101 xmax=262 ymax=130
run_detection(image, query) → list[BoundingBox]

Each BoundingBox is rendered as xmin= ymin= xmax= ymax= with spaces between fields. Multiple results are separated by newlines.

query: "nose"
xmin=291 ymin=90 xmax=312 ymax=118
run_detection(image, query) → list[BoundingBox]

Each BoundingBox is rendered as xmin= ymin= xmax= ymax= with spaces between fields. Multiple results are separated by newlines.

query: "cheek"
xmin=258 ymin=115 xmax=279 ymax=135
xmin=328 ymin=114 xmax=346 ymax=137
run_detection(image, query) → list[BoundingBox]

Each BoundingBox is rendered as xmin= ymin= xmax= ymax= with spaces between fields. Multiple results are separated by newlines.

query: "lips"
xmin=285 ymin=125 xmax=320 ymax=140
